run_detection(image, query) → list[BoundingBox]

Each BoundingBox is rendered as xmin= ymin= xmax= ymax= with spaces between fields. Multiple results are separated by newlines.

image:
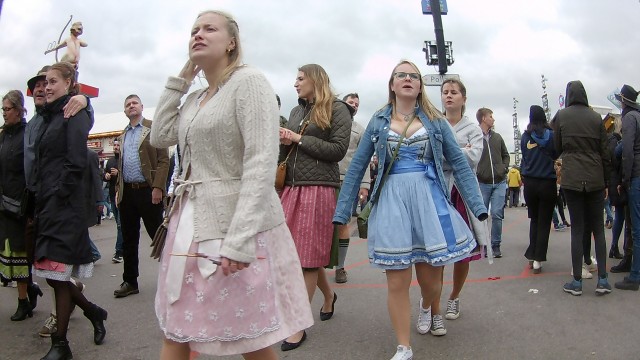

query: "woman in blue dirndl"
xmin=333 ymin=60 xmax=488 ymax=360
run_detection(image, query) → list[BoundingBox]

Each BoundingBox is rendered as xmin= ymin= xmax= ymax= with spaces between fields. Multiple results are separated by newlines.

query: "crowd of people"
xmin=1 ymin=8 xmax=639 ymax=360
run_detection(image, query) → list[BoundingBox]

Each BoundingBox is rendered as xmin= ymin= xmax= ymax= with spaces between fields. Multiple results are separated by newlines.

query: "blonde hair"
xmin=386 ymin=60 xmax=441 ymax=120
xmin=299 ymin=64 xmax=334 ymax=130
xmin=196 ymin=10 xmax=243 ymax=86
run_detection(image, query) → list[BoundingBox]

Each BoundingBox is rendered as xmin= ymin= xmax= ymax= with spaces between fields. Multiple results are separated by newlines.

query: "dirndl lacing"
xmin=165 ymin=178 xmax=224 ymax=305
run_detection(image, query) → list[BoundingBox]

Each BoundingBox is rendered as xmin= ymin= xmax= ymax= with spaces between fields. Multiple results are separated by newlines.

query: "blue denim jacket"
xmin=333 ymin=104 xmax=487 ymax=225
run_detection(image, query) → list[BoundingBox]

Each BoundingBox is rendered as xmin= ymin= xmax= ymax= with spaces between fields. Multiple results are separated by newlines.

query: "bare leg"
xmin=385 ymin=267 xmax=413 ymax=347
xmin=415 ymin=263 xmax=443 ymax=313
xmin=159 ymin=338 xmax=190 ymax=360
xmin=17 ymin=280 xmax=28 ymax=300
xmin=285 ymin=268 xmax=318 ymax=344
xmin=429 ymin=266 xmax=445 ymax=315
xmin=317 ymin=268 xmax=335 ymax=312
xmin=450 ymin=261 xmax=470 ymax=300
xmin=243 ymin=347 xmax=278 ymax=360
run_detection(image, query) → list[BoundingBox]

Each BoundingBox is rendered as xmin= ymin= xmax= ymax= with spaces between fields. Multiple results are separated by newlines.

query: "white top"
xmin=151 ymin=66 xmax=285 ymax=263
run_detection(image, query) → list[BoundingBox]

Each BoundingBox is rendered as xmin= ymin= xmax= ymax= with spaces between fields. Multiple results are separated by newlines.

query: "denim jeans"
xmin=604 ymin=198 xmax=613 ymax=222
xmin=479 ymin=180 xmax=507 ymax=247
xmin=611 ymin=203 xmax=626 ymax=249
xmin=110 ymin=194 xmax=124 ymax=254
xmin=89 ymin=237 xmax=101 ymax=260
xmin=627 ymin=178 xmax=640 ymax=282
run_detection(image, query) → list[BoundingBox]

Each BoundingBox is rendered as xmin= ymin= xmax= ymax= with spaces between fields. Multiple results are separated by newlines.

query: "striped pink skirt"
xmin=280 ymin=185 xmax=336 ymax=268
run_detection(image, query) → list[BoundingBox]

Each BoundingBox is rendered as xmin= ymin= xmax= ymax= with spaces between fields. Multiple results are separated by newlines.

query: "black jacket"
xmin=621 ymin=108 xmax=640 ymax=186
xmin=103 ymin=154 xmax=119 ymax=198
xmin=279 ymin=99 xmax=353 ymax=188
xmin=551 ymin=81 xmax=611 ymax=192
xmin=85 ymin=150 xmax=103 ymax=228
xmin=0 ymin=120 xmax=27 ymax=251
xmin=34 ymin=95 xmax=93 ymax=265
xmin=607 ymin=133 xmax=625 ymax=206
xmin=476 ymin=130 xmax=510 ymax=184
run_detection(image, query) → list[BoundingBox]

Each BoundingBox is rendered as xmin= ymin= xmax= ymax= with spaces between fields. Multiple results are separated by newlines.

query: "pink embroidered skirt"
xmin=155 ymin=196 xmax=313 ymax=356
xmin=280 ymin=185 xmax=336 ymax=268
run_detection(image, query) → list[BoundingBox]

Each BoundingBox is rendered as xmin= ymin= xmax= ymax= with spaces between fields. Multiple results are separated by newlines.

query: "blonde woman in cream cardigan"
xmin=150 ymin=10 xmax=312 ymax=360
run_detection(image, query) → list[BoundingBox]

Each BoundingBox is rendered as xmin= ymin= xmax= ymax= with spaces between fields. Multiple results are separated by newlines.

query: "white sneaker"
xmin=586 ymin=257 xmax=597 ymax=272
xmin=430 ymin=314 xmax=447 ymax=336
xmin=571 ymin=265 xmax=593 ymax=279
xmin=108 ymin=214 xmax=114 ymax=220
xmin=416 ymin=298 xmax=431 ymax=334
xmin=390 ymin=345 xmax=413 ymax=360
xmin=445 ymin=298 xmax=460 ymax=320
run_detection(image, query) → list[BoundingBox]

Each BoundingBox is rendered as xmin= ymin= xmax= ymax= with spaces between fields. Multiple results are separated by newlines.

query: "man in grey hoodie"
xmin=476 ymin=108 xmax=510 ymax=257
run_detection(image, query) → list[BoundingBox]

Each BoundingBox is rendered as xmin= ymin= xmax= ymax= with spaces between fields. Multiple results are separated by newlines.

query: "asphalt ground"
xmin=1 ymin=206 xmax=638 ymax=360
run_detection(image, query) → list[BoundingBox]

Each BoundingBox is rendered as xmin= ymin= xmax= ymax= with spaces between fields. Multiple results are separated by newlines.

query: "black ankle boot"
xmin=610 ymin=255 xmax=632 ymax=273
xmin=84 ymin=304 xmax=108 ymax=345
xmin=27 ymin=282 xmax=44 ymax=310
xmin=40 ymin=335 xmax=73 ymax=360
xmin=609 ymin=247 xmax=624 ymax=259
xmin=10 ymin=298 xmax=33 ymax=321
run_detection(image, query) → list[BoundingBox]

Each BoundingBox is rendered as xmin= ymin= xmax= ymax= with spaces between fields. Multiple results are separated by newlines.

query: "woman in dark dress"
xmin=1 ymin=90 xmax=43 ymax=321
xmin=32 ymin=62 xmax=107 ymax=360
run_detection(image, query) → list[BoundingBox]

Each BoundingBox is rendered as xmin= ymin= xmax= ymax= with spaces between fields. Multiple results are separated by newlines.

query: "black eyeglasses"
xmin=394 ymin=72 xmax=421 ymax=81
xmin=2 ymin=107 xmax=14 ymax=112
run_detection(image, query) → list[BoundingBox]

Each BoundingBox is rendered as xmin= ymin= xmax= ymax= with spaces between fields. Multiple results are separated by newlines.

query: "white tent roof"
xmin=90 ymin=107 xmax=156 ymax=134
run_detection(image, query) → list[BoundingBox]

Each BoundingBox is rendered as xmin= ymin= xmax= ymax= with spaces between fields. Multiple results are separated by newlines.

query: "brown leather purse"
xmin=275 ymin=119 xmax=309 ymax=191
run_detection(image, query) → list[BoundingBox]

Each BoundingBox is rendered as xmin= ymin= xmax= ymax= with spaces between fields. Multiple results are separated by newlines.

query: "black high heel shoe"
xmin=319 ymin=292 xmax=337 ymax=321
xmin=11 ymin=298 xmax=33 ymax=321
xmin=281 ymin=331 xmax=307 ymax=351
xmin=28 ymin=282 xmax=43 ymax=310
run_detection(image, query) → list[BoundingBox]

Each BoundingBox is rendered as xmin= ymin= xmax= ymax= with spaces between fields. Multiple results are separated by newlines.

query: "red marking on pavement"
xmin=190 ymin=351 xmax=199 ymax=359
xmin=331 ymin=209 xmax=577 ymax=289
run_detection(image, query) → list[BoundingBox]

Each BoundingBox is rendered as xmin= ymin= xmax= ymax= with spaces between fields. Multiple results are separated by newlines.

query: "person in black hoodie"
xmin=32 ymin=62 xmax=107 ymax=359
xmin=552 ymin=80 xmax=612 ymax=296
xmin=521 ymin=105 xmax=558 ymax=274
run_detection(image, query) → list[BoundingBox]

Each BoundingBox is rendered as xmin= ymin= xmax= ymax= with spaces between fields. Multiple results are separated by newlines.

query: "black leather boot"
xmin=609 ymin=246 xmax=623 ymax=259
xmin=84 ymin=304 xmax=108 ymax=345
xmin=40 ymin=335 xmax=73 ymax=360
xmin=10 ymin=298 xmax=33 ymax=321
xmin=610 ymin=255 xmax=632 ymax=273
xmin=27 ymin=282 xmax=43 ymax=310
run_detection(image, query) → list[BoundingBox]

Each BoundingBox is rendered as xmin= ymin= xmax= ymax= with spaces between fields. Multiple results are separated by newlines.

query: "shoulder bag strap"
xmin=281 ymin=111 xmax=311 ymax=164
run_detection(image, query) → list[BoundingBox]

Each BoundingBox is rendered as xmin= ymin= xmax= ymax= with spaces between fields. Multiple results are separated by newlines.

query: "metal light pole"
xmin=429 ymin=0 xmax=447 ymax=75
xmin=541 ymin=75 xmax=552 ymax=121
xmin=512 ymin=98 xmax=521 ymax=166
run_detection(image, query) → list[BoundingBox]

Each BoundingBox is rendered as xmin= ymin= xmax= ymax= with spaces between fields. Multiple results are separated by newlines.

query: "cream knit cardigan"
xmin=151 ymin=66 xmax=285 ymax=263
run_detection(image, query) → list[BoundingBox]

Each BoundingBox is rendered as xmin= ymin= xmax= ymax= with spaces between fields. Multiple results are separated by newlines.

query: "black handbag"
xmin=0 ymin=188 xmax=27 ymax=217
xmin=357 ymin=115 xmax=416 ymax=238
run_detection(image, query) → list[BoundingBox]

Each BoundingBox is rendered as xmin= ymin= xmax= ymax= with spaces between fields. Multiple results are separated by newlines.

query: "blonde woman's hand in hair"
xmin=178 ymin=60 xmax=201 ymax=83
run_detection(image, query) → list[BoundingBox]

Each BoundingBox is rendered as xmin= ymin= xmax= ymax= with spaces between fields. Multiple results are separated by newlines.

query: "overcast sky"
xmin=1 ymin=0 xmax=639 ymax=151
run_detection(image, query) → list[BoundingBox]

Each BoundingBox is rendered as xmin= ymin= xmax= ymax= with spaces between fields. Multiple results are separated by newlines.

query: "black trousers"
xmin=523 ymin=177 xmax=557 ymax=262
xmin=563 ymin=189 xmax=607 ymax=278
xmin=119 ymin=185 xmax=163 ymax=287
xmin=509 ymin=187 xmax=520 ymax=207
